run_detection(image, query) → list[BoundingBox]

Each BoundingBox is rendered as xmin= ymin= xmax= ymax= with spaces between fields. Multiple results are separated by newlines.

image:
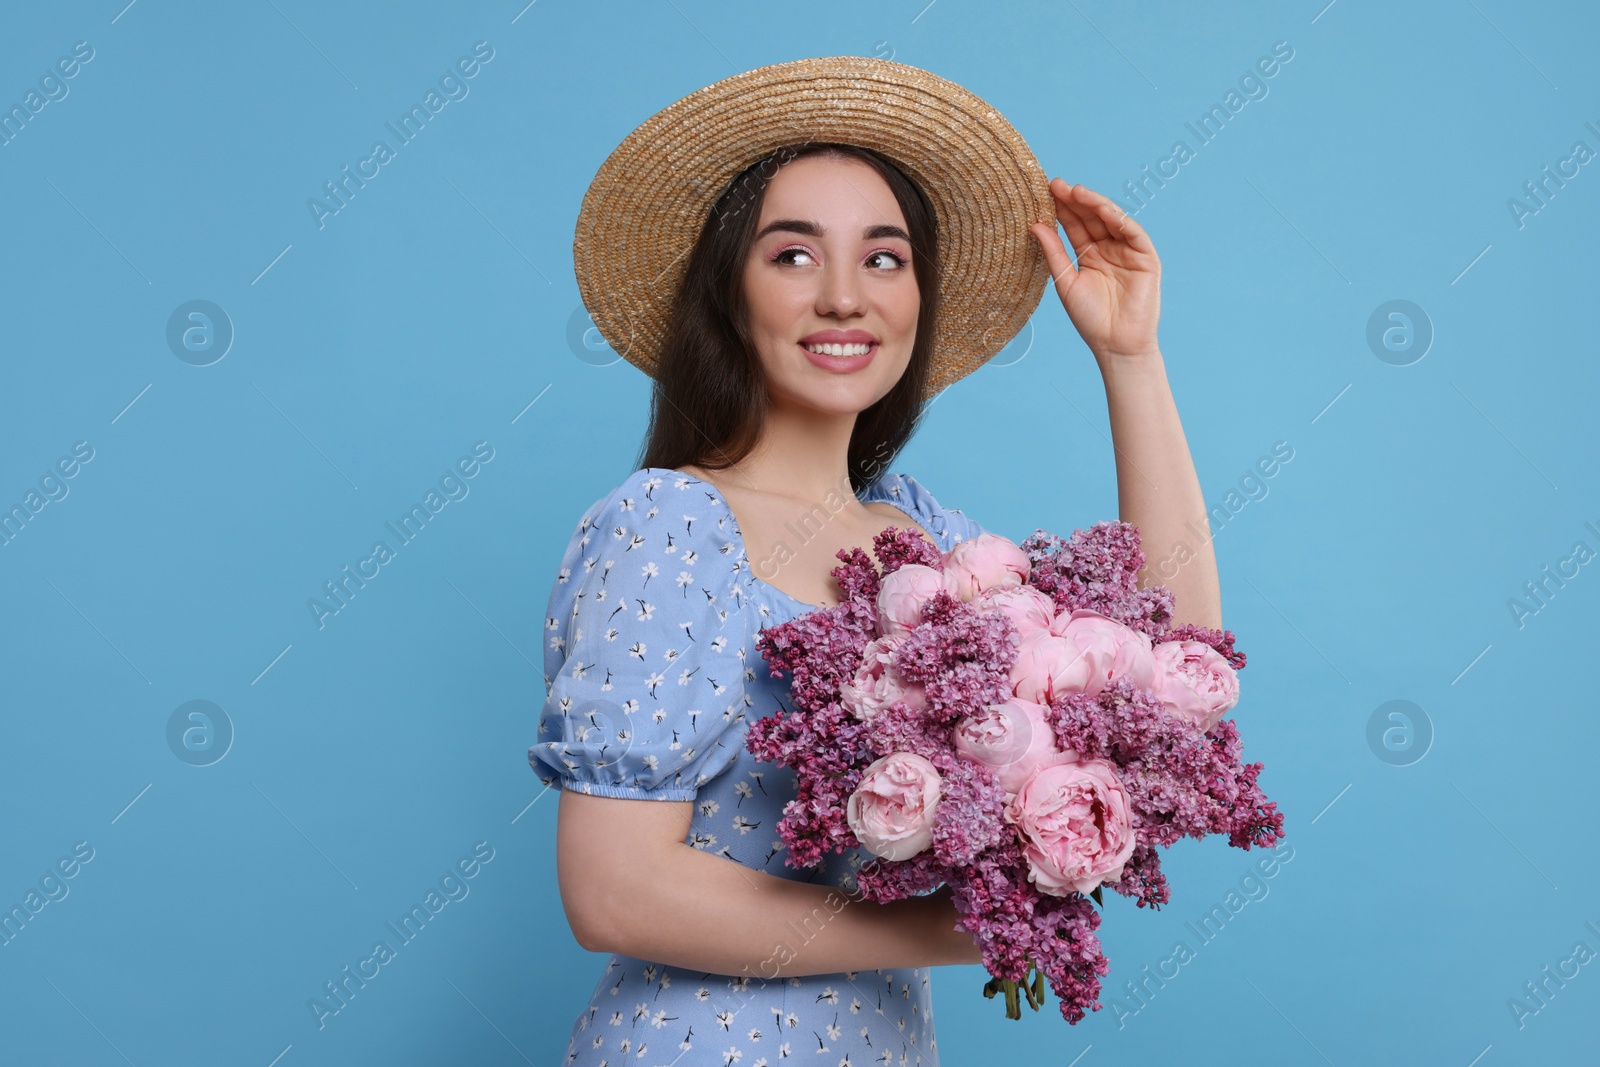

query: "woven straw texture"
xmin=573 ymin=55 xmax=1056 ymax=401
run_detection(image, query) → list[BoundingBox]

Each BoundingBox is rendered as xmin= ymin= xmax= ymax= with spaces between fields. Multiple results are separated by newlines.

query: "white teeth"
xmin=802 ymin=342 xmax=873 ymax=357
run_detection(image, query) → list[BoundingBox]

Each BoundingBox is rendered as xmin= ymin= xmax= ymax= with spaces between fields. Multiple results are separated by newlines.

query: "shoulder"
xmin=574 ymin=468 xmax=732 ymax=537
xmin=561 ymin=469 xmax=744 ymax=569
xmin=860 ymin=470 xmax=988 ymax=548
xmin=542 ymin=468 xmax=751 ymax=677
xmin=551 ymin=468 xmax=747 ymax=603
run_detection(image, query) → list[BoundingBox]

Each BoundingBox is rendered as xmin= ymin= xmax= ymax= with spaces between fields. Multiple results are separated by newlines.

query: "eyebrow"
xmin=753 ymin=218 xmax=912 ymax=244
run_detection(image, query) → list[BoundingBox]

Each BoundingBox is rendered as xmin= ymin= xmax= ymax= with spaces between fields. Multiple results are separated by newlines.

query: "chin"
xmin=776 ymin=375 xmax=898 ymax=416
xmin=767 ymin=356 xmax=908 ymax=414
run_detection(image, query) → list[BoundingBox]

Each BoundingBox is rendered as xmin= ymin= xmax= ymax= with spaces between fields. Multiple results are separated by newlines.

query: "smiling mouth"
xmin=800 ymin=341 xmax=876 ymax=357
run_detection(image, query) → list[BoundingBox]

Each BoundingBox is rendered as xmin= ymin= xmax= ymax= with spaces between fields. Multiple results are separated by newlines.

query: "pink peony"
xmin=1004 ymin=753 xmax=1137 ymax=896
xmin=1038 ymin=608 xmax=1157 ymax=696
xmin=847 ymin=752 xmax=942 ymax=861
xmin=840 ymin=635 xmax=927 ymax=721
xmin=953 ymin=698 xmax=1075 ymax=796
xmin=971 ymin=583 xmax=1057 ymax=640
xmin=1150 ymin=639 xmax=1240 ymax=732
xmin=878 ymin=564 xmax=946 ymax=637
xmin=942 ymin=533 xmax=1030 ymax=603
xmin=1010 ymin=630 xmax=1085 ymax=705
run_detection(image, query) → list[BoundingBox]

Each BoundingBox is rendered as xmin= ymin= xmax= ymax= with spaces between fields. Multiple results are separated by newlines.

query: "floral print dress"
xmin=529 ymin=466 xmax=987 ymax=1066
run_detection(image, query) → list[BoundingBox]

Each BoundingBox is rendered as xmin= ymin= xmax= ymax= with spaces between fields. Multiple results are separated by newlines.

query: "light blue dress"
xmin=529 ymin=466 xmax=988 ymax=1067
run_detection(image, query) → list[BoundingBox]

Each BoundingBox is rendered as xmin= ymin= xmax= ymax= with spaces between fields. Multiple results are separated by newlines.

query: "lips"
xmin=798 ymin=339 xmax=878 ymax=373
xmin=798 ymin=329 xmax=878 ymax=346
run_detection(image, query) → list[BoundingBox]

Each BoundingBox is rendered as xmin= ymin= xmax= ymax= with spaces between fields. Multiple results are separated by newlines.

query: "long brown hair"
xmin=635 ymin=142 xmax=939 ymax=495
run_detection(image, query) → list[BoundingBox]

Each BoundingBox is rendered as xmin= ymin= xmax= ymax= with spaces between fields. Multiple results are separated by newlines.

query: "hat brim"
xmin=573 ymin=55 xmax=1056 ymax=401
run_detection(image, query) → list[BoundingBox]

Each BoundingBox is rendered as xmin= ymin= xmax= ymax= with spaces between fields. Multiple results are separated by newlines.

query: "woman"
xmin=530 ymin=57 xmax=1219 ymax=1064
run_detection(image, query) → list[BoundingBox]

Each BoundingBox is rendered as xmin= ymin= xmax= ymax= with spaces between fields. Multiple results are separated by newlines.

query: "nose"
xmin=815 ymin=256 xmax=865 ymax=317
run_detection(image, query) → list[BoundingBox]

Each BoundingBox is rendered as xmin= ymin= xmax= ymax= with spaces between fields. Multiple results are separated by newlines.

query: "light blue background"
xmin=2 ymin=1 xmax=1595 ymax=1063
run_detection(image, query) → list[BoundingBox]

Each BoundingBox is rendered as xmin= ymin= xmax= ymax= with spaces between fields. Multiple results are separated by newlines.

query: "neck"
xmin=703 ymin=402 xmax=867 ymax=504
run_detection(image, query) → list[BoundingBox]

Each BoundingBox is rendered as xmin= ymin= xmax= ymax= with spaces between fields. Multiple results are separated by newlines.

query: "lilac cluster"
xmin=747 ymin=520 xmax=1285 ymax=1024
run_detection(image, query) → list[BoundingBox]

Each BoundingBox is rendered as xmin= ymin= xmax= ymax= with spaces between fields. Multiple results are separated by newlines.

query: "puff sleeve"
xmin=867 ymin=472 xmax=990 ymax=549
xmin=528 ymin=470 xmax=753 ymax=801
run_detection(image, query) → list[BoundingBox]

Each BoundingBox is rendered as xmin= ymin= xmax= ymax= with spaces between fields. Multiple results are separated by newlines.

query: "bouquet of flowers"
xmin=745 ymin=519 xmax=1285 ymax=1023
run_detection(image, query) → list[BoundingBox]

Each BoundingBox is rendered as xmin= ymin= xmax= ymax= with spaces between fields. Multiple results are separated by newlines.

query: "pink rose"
xmin=942 ymin=533 xmax=1030 ymax=603
xmin=1037 ymin=608 xmax=1157 ymax=697
xmin=878 ymin=564 xmax=946 ymax=637
xmin=846 ymin=752 xmax=942 ymax=861
xmin=953 ymin=697 xmax=1075 ymax=796
xmin=1004 ymin=754 xmax=1137 ymax=896
xmin=971 ymin=583 xmax=1057 ymax=640
xmin=840 ymin=635 xmax=927 ymax=721
xmin=1150 ymin=640 xmax=1239 ymax=732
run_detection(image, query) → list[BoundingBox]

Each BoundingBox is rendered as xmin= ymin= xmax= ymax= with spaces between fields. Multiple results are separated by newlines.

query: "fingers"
xmin=1053 ymin=179 xmax=1155 ymax=254
xmin=1055 ymin=190 xmax=1097 ymax=258
xmin=1029 ymin=221 xmax=1077 ymax=285
xmin=1052 ymin=180 xmax=1112 ymax=246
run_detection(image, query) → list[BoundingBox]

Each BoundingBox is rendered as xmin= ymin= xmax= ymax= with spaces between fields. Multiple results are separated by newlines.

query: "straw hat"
xmin=572 ymin=55 xmax=1056 ymax=400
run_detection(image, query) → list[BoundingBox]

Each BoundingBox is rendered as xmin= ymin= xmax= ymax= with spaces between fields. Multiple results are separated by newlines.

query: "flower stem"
xmin=981 ymin=959 xmax=1048 ymax=1021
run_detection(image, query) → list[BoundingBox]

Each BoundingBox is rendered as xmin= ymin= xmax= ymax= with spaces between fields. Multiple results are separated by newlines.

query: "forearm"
xmin=1097 ymin=349 xmax=1223 ymax=629
xmin=590 ymin=843 xmax=972 ymax=978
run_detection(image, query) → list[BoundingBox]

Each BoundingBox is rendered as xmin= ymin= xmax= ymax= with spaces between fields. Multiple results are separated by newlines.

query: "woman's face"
xmin=740 ymin=155 xmax=920 ymax=415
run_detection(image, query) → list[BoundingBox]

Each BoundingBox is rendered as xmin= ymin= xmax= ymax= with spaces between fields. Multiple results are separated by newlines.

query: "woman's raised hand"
xmin=1029 ymin=178 xmax=1162 ymax=367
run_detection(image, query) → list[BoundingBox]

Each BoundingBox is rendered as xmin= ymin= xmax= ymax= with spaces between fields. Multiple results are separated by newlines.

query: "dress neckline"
xmin=647 ymin=467 xmax=933 ymax=613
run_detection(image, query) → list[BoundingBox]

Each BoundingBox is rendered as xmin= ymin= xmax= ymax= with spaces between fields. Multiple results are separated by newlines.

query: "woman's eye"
xmin=773 ymin=247 xmax=816 ymax=266
xmin=771 ymin=247 xmax=907 ymax=270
